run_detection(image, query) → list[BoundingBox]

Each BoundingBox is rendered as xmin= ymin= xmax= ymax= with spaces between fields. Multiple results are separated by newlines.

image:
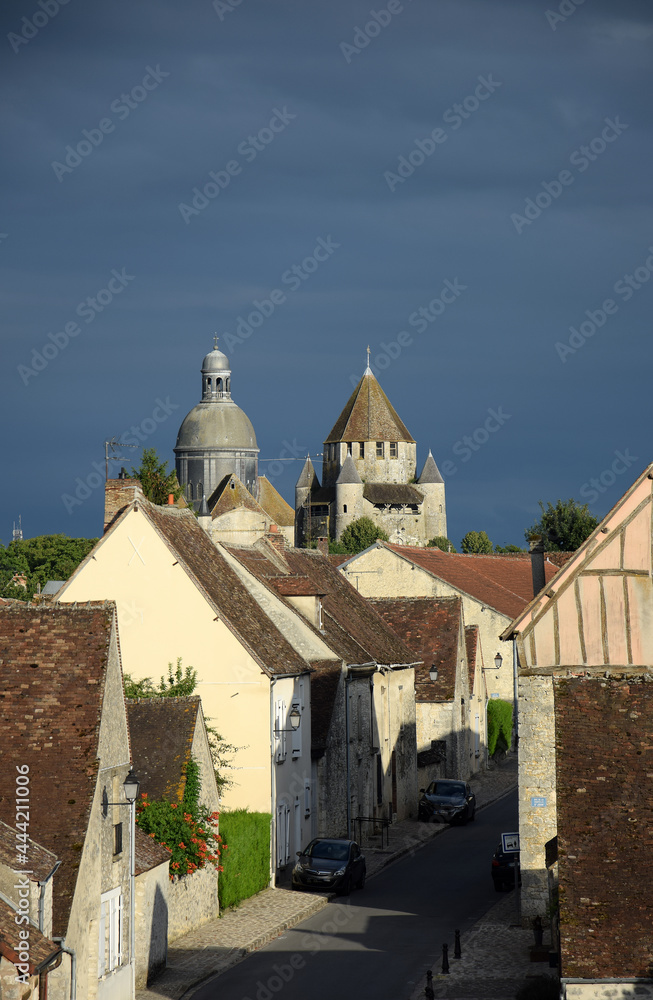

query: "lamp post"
xmin=102 ymin=768 xmax=139 ymax=999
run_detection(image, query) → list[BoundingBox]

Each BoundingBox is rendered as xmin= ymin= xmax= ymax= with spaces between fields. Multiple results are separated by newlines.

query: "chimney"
xmin=168 ymin=493 xmax=175 ymax=505
xmin=529 ymin=536 xmax=545 ymax=597
xmin=104 ymin=477 xmax=144 ymax=533
xmin=265 ymin=523 xmax=286 ymax=551
xmin=316 ymin=536 xmax=329 ymax=557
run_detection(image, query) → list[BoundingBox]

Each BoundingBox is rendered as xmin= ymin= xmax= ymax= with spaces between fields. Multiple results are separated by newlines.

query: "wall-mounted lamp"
xmin=493 ymin=652 xmax=503 ymax=670
xmin=429 ymin=665 xmax=438 ymax=682
xmin=275 ymin=706 xmax=301 ymax=732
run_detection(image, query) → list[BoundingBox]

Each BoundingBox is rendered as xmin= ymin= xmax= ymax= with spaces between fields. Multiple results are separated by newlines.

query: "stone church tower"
xmin=295 ymin=362 xmax=446 ymax=547
xmin=174 ymin=343 xmax=259 ymax=503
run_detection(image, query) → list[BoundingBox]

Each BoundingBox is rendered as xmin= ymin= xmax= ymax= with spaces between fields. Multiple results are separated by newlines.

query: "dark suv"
xmin=418 ymin=779 xmax=476 ymax=824
xmin=292 ymin=839 xmax=366 ymax=895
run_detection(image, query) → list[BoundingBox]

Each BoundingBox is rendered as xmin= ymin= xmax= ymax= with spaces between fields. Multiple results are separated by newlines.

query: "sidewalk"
xmin=137 ymin=754 xmax=519 ymax=1000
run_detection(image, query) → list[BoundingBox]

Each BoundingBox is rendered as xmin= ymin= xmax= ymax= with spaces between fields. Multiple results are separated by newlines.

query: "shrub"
xmin=218 ymin=810 xmax=271 ymax=910
xmin=427 ymin=536 xmax=457 ymax=552
xmin=339 ymin=517 xmax=389 ymax=554
xmin=487 ymin=699 xmax=513 ymax=757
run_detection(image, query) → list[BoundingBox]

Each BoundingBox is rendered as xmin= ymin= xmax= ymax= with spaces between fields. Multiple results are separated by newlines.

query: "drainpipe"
xmin=38 ymin=860 xmax=62 ymax=933
xmin=345 ymin=671 xmax=353 ymax=839
xmin=52 ymin=939 xmax=76 ymax=1000
xmin=512 ymin=638 xmax=519 ymax=750
xmin=270 ymin=677 xmax=277 ymax=886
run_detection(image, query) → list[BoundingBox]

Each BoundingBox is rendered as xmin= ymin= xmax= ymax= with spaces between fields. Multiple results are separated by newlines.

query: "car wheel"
xmin=337 ymin=874 xmax=352 ymax=897
xmin=468 ymin=808 xmax=476 ymax=822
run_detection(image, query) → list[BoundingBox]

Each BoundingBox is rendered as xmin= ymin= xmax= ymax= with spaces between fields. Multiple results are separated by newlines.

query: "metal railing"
xmin=354 ymin=815 xmax=390 ymax=849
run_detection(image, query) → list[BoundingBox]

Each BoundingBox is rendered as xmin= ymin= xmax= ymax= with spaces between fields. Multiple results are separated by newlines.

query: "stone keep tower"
xmin=295 ymin=362 xmax=446 ymax=547
xmin=174 ymin=344 xmax=259 ymax=503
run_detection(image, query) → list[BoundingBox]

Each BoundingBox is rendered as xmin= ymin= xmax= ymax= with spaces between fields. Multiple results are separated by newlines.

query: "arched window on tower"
xmin=226 ymin=377 xmax=231 ymax=393
xmin=217 ymin=377 xmax=223 ymax=393
xmin=198 ymin=482 xmax=203 ymax=498
xmin=187 ymin=483 xmax=194 ymax=501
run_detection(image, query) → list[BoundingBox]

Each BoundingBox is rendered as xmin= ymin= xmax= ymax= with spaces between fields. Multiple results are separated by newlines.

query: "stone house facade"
xmin=502 ymin=463 xmax=653 ymax=998
xmin=295 ymin=366 xmax=446 ymax=547
xmin=203 ymin=473 xmax=295 ymax=546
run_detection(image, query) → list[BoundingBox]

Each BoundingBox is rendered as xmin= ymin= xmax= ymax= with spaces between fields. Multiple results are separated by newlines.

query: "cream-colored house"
xmin=205 ymin=473 xmax=295 ymax=546
xmin=56 ymin=494 xmax=334 ymax=878
xmin=502 ymin=464 xmax=653 ymax=996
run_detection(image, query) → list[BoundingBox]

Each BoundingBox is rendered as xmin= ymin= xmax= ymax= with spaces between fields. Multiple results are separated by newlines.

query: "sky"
xmin=2 ymin=0 xmax=653 ymax=550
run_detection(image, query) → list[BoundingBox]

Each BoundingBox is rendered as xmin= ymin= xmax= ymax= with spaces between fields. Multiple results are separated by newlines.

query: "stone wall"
xmin=134 ymin=863 xmax=169 ymax=987
xmin=167 ymin=866 xmax=219 ymax=944
xmin=564 ymin=984 xmax=653 ymax=1000
xmin=518 ymin=673 xmax=556 ymax=922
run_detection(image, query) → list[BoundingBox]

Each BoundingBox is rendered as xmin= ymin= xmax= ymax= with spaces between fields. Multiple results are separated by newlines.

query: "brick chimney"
xmin=264 ymin=523 xmax=286 ymax=551
xmin=316 ymin=536 xmax=329 ymax=557
xmin=104 ymin=471 xmax=144 ymax=533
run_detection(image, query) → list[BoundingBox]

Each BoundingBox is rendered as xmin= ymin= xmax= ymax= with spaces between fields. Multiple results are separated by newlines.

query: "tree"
xmin=525 ymin=499 xmax=598 ymax=552
xmin=130 ymin=447 xmax=183 ymax=505
xmin=123 ymin=658 xmax=242 ymax=793
xmin=461 ymin=530 xmax=493 ymax=554
xmin=0 ymin=534 xmax=97 ymax=601
xmin=339 ymin=516 xmax=389 ymax=554
xmin=427 ymin=536 xmax=457 ymax=552
xmin=494 ymin=544 xmax=526 ymax=553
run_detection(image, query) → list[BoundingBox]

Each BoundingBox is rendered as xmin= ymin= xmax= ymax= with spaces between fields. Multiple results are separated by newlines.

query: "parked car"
xmin=491 ymin=844 xmax=520 ymax=891
xmin=418 ymin=779 xmax=476 ymax=824
xmin=292 ymin=838 xmax=366 ymax=895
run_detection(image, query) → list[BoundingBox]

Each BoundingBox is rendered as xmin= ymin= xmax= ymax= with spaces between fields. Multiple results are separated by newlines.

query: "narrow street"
xmin=191 ymin=792 xmax=518 ymax=1000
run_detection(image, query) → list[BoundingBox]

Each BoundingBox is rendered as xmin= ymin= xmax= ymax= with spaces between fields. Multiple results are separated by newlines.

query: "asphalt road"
xmin=192 ymin=791 xmax=518 ymax=1000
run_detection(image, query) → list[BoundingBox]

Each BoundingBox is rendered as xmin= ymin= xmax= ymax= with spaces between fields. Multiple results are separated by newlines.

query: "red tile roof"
xmin=0 ymin=898 xmax=60 ymax=973
xmin=0 ymin=602 xmax=116 ymax=936
xmin=134 ymin=826 xmax=171 ymax=877
xmin=371 ymin=597 xmax=462 ymax=702
xmin=384 ymin=544 xmax=559 ymax=619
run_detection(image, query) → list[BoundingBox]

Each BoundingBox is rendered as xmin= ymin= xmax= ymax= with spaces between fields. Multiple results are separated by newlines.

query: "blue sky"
xmin=2 ymin=0 xmax=652 ymax=548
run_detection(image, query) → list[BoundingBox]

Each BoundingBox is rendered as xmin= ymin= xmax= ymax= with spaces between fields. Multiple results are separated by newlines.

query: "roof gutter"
xmin=52 ymin=938 xmax=76 ymax=1000
xmin=38 ymin=859 xmax=62 ymax=934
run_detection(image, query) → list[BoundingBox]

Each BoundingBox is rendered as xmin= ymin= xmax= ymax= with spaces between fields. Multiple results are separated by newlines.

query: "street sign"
xmin=501 ymin=832 xmax=520 ymax=853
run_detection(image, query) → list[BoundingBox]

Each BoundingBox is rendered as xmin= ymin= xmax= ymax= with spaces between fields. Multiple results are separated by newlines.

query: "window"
xmin=230 ymin=479 xmax=236 ymax=490
xmin=291 ymin=702 xmax=301 ymax=758
xmin=187 ymin=483 xmax=194 ymax=501
xmin=113 ymin=822 xmax=122 ymax=857
xmin=275 ymin=699 xmax=287 ymax=761
xmin=304 ymin=779 xmax=311 ymax=817
xmin=277 ymin=804 xmax=290 ymax=866
xmin=198 ymin=482 xmax=203 ymax=498
xmin=347 ymin=442 xmax=352 ymax=456
xmin=376 ymin=441 xmax=384 ymax=458
xmin=343 ymin=504 xmax=348 ymax=513
xmin=98 ymin=888 xmax=123 ymax=977
xmin=389 ymin=442 xmax=398 ymax=458
xmin=359 ymin=442 xmax=365 ymax=458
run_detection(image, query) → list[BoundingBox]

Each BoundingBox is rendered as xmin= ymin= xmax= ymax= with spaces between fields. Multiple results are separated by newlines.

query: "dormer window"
xmin=376 ymin=441 xmax=384 ymax=458
xmin=389 ymin=442 xmax=398 ymax=458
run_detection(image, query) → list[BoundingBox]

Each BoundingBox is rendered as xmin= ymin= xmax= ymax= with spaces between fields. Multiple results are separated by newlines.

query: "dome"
xmin=201 ymin=347 xmax=230 ymax=372
xmin=175 ymin=401 xmax=258 ymax=452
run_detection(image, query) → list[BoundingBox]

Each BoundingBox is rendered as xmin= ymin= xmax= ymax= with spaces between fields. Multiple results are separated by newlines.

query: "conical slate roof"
xmin=325 ymin=371 xmax=415 ymax=444
xmin=418 ymin=450 xmax=444 ymax=484
xmin=336 ymin=454 xmax=362 ymax=485
xmin=296 ymin=456 xmax=320 ymax=490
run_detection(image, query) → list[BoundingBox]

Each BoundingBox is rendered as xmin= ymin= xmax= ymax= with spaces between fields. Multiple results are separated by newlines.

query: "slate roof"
xmin=0 ymin=602 xmax=116 ymax=937
xmin=417 ymin=452 xmax=444 ymax=485
xmin=126 ymin=696 xmax=201 ymax=803
xmin=134 ymin=825 xmax=171 ymax=877
xmin=0 ymin=897 xmax=60 ymax=974
xmin=296 ymin=457 xmax=320 ymax=490
xmin=137 ymin=501 xmax=311 ymax=678
xmin=383 ymin=544 xmax=558 ymax=619
xmin=325 ymin=371 xmax=415 ymax=444
xmin=363 ymin=483 xmax=424 ymax=506
xmin=0 ymin=820 xmax=58 ymax=881
xmin=371 ymin=597 xmax=462 ymax=702
xmin=258 ymin=476 xmax=295 ymax=526
xmin=336 ymin=454 xmax=362 ymax=485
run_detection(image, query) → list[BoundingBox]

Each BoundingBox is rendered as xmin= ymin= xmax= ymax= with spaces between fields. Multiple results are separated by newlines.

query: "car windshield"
xmin=432 ymin=782 xmax=465 ymax=797
xmin=305 ymin=840 xmax=350 ymax=861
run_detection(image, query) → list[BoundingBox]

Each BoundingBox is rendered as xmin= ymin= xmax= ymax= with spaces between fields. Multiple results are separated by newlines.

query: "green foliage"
xmin=494 ymin=544 xmax=526 ymax=553
xmin=427 ymin=536 xmax=457 ymax=552
xmin=130 ymin=447 xmax=183 ymax=505
xmin=461 ymin=530 xmax=493 ymax=554
xmin=487 ymin=699 xmax=513 ymax=757
xmin=339 ymin=516 xmax=389 ymax=554
xmin=328 ymin=540 xmax=351 ymax=554
xmin=218 ymin=810 xmax=271 ymax=910
xmin=136 ymin=759 xmax=222 ymax=879
xmin=526 ymin=498 xmax=598 ymax=552
xmin=0 ymin=534 xmax=97 ymax=601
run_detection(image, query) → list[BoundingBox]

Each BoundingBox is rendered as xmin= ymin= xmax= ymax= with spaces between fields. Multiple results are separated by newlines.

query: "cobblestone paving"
xmin=138 ymin=755 xmax=520 ymax=1000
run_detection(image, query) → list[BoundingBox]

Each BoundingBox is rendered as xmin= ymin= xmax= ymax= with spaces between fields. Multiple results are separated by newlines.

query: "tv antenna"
xmin=104 ymin=438 xmax=138 ymax=481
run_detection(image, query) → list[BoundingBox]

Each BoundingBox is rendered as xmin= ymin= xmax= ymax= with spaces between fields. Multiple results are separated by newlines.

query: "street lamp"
xmin=429 ymin=665 xmax=438 ymax=682
xmin=275 ymin=706 xmax=301 ymax=732
xmin=493 ymin=652 xmax=503 ymax=670
xmin=102 ymin=768 xmax=139 ymax=998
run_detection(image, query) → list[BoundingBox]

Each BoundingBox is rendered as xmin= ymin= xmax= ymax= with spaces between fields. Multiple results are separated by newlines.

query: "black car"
xmin=418 ymin=779 xmax=476 ymax=824
xmin=491 ymin=844 xmax=520 ymax=891
xmin=292 ymin=838 xmax=366 ymax=895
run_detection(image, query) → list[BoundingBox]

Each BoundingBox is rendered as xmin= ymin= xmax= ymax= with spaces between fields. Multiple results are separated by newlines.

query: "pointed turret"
xmin=335 ymin=454 xmax=364 ymax=538
xmin=418 ymin=450 xmax=444 ymax=484
xmin=336 ymin=454 xmax=362 ymax=484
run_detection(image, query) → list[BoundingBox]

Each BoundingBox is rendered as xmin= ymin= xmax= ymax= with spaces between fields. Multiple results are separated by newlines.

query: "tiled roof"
xmin=126 ymin=696 xmax=200 ymax=803
xmin=208 ymin=474 xmax=265 ymax=519
xmin=0 ymin=602 xmax=116 ymax=937
xmin=384 ymin=544 xmax=558 ymax=619
xmin=134 ymin=825 xmax=171 ymax=876
xmin=226 ymin=542 xmax=418 ymax=668
xmin=325 ymin=371 xmax=415 ymax=444
xmin=465 ymin=625 xmax=481 ymax=693
xmin=418 ymin=452 xmax=444 ymax=485
xmin=0 ymin=898 xmax=60 ymax=973
xmin=270 ymin=576 xmax=326 ymax=597
xmin=371 ymin=597 xmax=462 ymax=702
xmin=141 ymin=502 xmax=310 ymax=677
xmin=363 ymin=483 xmax=424 ymax=506
xmin=0 ymin=820 xmax=57 ymax=881
xmin=258 ymin=477 xmax=295 ymax=526
xmin=296 ymin=457 xmax=320 ymax=490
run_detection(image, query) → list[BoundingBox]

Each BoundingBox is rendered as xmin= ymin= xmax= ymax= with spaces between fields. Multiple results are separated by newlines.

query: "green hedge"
xmin=218 ymin=810 xmax=271 ymax=910
xmin=487 ymin=699 xmax=513 ymax=756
